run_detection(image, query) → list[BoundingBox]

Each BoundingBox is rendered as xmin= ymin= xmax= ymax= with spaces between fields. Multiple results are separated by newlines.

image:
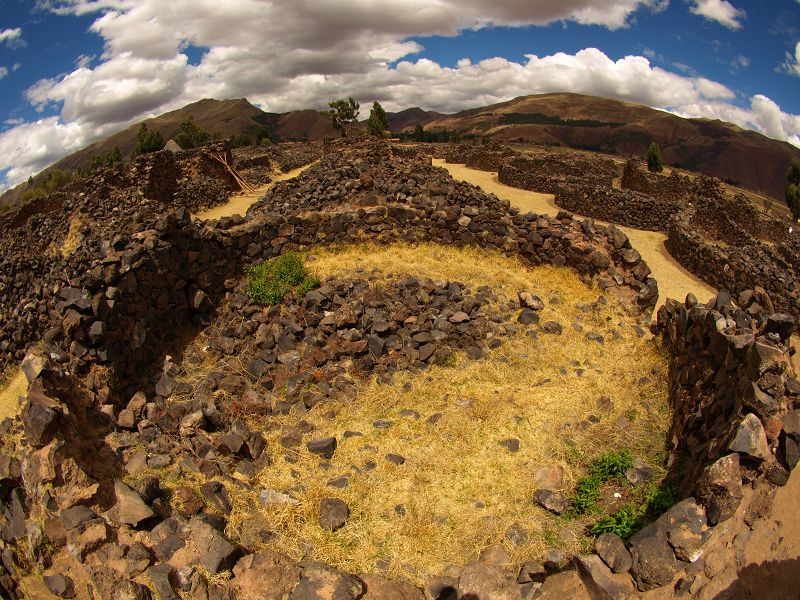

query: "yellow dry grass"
xmin=195 ymin=161 xmax=318 ymax=221
xmin=0 ymin=368 xmax=27 ymax=422
xmin=216 ymin=243 xmax=669 ymax=585
xmin=434 ymin=158 xmax=717 ymax=309
xmin=57 ymin=216 xmax=85 ymax=258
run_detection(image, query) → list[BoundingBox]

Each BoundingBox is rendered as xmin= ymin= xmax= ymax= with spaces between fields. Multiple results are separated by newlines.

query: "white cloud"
xmin=689 ymin=0 xmax=746 ymax=30
xmin=0 ymin=28 xmax=25 ymax=48
xmin=783 ymin=41 xmax=800 ymax=77
xmin=0 ymin=67 xmax=7 ymax=80
xmin=1 ymin=0 xmax=799 ymax=191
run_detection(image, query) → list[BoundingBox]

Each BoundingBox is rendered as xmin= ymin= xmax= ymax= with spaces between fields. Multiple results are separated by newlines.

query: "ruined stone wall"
xmin=499 ymin=153 xmax=617 ymax=193
xmin=555 ymin=185 xmax=680 ymax=232
xmin=444 ymin=142 xmax=517 ymax=171
xmin=666 ymin=211 xmax=800 ymax=321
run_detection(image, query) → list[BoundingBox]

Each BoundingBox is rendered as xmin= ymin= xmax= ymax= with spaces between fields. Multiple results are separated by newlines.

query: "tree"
xmin=131 ymin=123 xmax=165 ymax=158
xmin=366 ymin=101 xmax=388 ymax=137
xmin=174 ymin=116 xmax=211 ymax=149
xmin=787 ymin=158 xmax=800 ymax=220
xmin=321 ymin=97 xmax=360 ymax=138
xmin=646 ymin=141 xmax=664 ymax=173
xmin=413 ymin=123 xmax=425 ymax=142
xmin=106 ymin=146 xmax=122 ymax=165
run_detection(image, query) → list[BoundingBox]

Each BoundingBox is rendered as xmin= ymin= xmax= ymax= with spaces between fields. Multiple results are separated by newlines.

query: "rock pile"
xmin=0 ymin=137 xmax=684 ymax=599
xmin=444 ymin=141 xmax=517 ymax=172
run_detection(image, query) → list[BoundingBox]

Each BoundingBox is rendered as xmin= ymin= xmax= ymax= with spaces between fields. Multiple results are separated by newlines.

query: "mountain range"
xmin=3 ymin=93 xmax=798 ymax=207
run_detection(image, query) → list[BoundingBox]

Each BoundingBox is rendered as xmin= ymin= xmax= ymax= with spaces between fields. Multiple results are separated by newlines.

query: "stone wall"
xmin=555 ymin=185 xmax=680 ymax=232
xmin=2 ymin=138 xmax=798 ymax=599
xmin=666 ymin=210 xmax=800 ymax=320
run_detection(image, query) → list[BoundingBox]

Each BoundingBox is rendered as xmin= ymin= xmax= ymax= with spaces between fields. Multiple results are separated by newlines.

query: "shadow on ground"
xmin=713 ymin=558 xmax=800 ymax=599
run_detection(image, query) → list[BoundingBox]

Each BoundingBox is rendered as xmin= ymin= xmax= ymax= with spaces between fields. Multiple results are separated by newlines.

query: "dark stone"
xmin=146 ymin=563 xmax=179 ymax=600
xmin=319 ymin=498 xmax=349 ymax=531
xmin=541 ymin=321 xmax=563 ymax=335
xmin=386 ymin=454 xmax=406 ymax=465
xmin=595 ymin=532 xmax=632 ymax=574
xmin=627 ymin=523 xmax=679 ymax=591
xmin=43 ymin=573 xmax=75 ymax=598
xmin=499 ymin=438 xmax=520 ymax=452
xmin=696 ymin=454 xmax=743 ymax=525
xmin=763 ymin=313 xmax=795 ymax=342
xmin=534 ymin=489 xmax=568 ymax=515
xmin=307 ymin=437 xmax=337 ymax=459
xmin=517 ymin=309 xmax=540 ymax=325
xmin=60 ymin=505 xmax=97 ymax=531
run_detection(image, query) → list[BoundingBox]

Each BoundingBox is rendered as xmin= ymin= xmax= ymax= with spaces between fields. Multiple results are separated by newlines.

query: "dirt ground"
xmin=195 ymin=161 xmax=317 ymax=221
xmin=433 ymin=159 xmax=717 ymax=309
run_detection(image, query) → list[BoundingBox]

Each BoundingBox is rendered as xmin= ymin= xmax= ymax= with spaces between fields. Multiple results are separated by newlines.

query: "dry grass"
xmin=195 ymin=161 xmax=318 ymax=221
xmin=0 ymin=368 xmax=28 ymax=422
xmin=56 ymin=216 xmax=85 ymax=258
xmin=216 ymin=243 xmax=669 ymax=584
xmin=434 ymin=158 xmax=717 ymax=309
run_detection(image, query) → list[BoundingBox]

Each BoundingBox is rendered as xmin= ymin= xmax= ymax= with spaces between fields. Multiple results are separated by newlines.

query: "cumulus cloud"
xmin=689 ymin=0 xmax=746 ymax=30
xmin=0 ymin=67 xmax=7 ymax=80
xmin=0 ymin=28 xmax=25 ymax=48
xmin=0 ymin=0 xmax=798 ymax=191
xmin=783 ymin=41 xmax=800 ymax=77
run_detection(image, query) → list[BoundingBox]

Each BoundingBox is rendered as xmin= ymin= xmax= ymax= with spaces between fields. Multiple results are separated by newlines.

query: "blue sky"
xmin=1 ymin=0 xmax=799 ymax=191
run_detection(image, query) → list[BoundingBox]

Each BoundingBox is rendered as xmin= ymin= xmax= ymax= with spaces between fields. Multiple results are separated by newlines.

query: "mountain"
xmin=387 ymin=107 xmax=443 ymax=132
xmin=414 ymin=93 xmax=800 ymax=201
xmin=4 ymin=93 xmax=799 ymax=208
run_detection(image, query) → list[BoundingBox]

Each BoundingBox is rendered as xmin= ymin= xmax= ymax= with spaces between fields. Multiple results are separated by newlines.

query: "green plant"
xmin=787 ymin=159 xmax=800 ymax=220
xmin=131 ymin=123 xmax=165 ymax=158
xmin=175 ymin=116 xmax=212 ymax=150
xmin=367 ymin=101 xmax=389 ymax=138
xmin=647 ymin=141 xmax=664 ymax=173
xmin=566 ymin=450 xmax=634 ymax=517
xmin=321 ymin=97 xmax=360 ymax=138
xmin=590 ymin=481 xmax=674 ymax=539
xmin=246 ymin=253 xmax=320 ymax=305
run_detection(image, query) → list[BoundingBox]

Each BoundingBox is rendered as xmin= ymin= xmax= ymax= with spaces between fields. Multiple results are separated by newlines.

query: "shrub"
xmin=246 ymin=253 xmax=320 ymax=305
xmin=647 ymin=141 xmax=664 ymax=173
xmin=787 ymin=159 xmax=800 ymax=220
xmin=131 ymin=123 xmax=165 ymax=158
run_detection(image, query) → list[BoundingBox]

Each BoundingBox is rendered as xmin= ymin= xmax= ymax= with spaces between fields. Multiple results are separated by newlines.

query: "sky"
xmin=0 ymin=0 xmax=799 ymax=192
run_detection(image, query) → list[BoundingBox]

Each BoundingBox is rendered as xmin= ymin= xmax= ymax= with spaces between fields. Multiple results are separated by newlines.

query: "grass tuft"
xmin=566 ymin=450 xmax=634 ymax=517
xmin=246 ymin=252 xmax=320 ymax=305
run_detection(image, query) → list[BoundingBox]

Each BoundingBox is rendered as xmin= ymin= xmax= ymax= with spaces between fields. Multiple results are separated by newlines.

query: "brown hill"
xmin=1 ymin=98 xmax=272 ymax=208
xmin=417 ymin=93 xmax=800 ymax=201
xmin=4 ymin=93 xmax=799 ymax=208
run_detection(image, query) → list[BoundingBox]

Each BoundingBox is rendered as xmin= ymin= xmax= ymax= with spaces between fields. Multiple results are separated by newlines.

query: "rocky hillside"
xmin=4 ymin=93 xmax=799 ymax=210
xmin=420 ymin=93 xmax=800 ymax=201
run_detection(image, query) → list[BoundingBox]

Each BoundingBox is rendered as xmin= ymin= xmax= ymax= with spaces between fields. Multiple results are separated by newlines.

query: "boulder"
xmin=574 ymin=554 xmax=634 ymax=599
xmin=627 ymin=523 xmax=678 ymax=591
xmin=233 ymin=551 xmax=300 ymax=600
xmin=729 ymin=413 xmax=770 ymax=461
xmin=113 ymin=481 xmax=155 ymax=528
xmin=696 ymin=454 xmax=743 ymax=525
xmin=595 ymin=532 xmax=632 ymax=574
xmin=458 ymin=562 xmax=519 ymax=600
xmin=535 ymin=571 xmax=590 ymax=600
xmin=289 ymin=563 xmax=364 ymax=600
xmin=359 ymin=573 xmax=424 ymax=600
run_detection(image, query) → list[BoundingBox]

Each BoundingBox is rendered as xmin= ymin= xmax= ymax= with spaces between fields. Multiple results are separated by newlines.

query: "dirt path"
xmin=434 ymin=159 xmax=717 ymax=308
xmin=195 ymin=161 xmax=317 ymax=221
